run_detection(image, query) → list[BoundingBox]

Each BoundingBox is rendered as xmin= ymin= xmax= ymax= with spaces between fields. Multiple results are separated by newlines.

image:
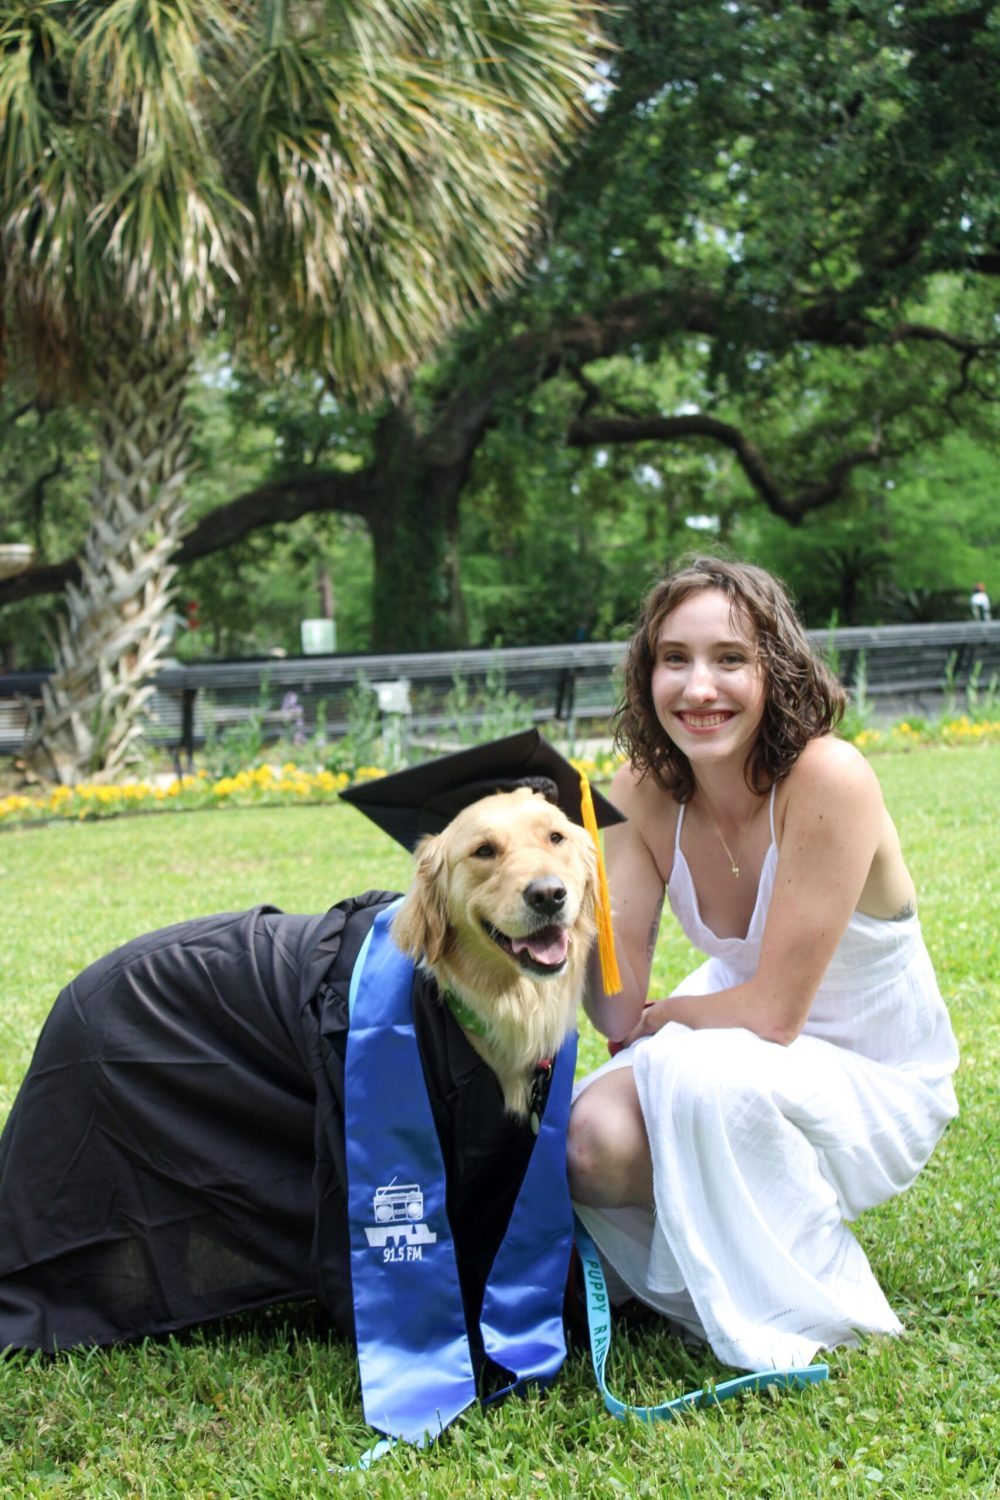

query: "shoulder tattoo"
xmin=890 ymin=899 xmax=916 ymax=922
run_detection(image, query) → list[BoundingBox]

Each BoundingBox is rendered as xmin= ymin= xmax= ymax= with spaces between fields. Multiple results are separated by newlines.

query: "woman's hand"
xmin=608 ymin=1000 xmax=672 ymax=1054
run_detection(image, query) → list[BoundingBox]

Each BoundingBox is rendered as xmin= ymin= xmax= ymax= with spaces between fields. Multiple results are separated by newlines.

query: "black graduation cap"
xmin=339 ymin=727 xmax=624 ymax=851
xmin=340 ymin=728 xmax=625 ymax=994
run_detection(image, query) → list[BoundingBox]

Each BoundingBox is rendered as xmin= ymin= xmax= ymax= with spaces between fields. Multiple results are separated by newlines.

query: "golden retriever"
xmin=392 ymin=786 xmax=599 ymax=1117
xmin=0 ymin=783 xmax=601 ymax=1360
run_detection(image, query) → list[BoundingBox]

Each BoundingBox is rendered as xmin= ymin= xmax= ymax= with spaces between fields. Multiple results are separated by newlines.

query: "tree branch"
xmin=3 ymin=265 xmax=988 ymax=609
xmin=546 ymin=260 xmax=1000 ymax=362
xmin=886 ymin=322 xmax=999 ymax=357
xmin=0 ymin=467 xmax=375 ymax=607
xmin=566 ymin=411 xmax=883 ymax=522
xmin=175 ymin=467 xmax=373 ymax=564
xmin=0 ymin=556 xmax=79 ymax=607
xmin=0 ymin=399 xmax=38 ymax=438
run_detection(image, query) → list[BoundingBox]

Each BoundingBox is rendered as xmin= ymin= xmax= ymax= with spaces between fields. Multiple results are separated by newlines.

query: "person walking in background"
xmin=970 ymin=583 xmax=991 ymax=621
xmin=570 ymin=554 xmax=959 ymax=1372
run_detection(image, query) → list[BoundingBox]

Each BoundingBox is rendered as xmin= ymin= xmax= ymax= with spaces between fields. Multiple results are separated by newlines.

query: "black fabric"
xmin=339 ymin=727 xmax=625 ymax=849
xmin=0 ymin=893 xmax=539 ymax=1360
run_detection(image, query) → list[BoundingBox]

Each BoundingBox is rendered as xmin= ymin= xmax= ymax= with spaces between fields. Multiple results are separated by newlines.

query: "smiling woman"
xmin=569 ymin=553 xmax=960 ymax=1374
xmin=649 ymin=590 xmax=768 ymax=789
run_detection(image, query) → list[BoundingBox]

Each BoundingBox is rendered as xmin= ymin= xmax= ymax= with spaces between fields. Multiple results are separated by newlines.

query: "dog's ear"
xmin=392 ymin=833 xmax=450 ymax=965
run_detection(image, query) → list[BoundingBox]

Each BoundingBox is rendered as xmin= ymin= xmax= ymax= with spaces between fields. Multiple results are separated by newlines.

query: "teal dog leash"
xmin=573 ymin=1216 xmax=829 ymax=1420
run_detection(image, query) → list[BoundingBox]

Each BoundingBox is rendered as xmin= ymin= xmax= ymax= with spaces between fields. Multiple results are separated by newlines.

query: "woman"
xmin=569 ymin=555 xmax=959 ymax=1371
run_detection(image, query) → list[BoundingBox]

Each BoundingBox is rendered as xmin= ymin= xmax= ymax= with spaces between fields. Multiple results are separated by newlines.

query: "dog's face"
xmin=392 ymin=787 xmax=598 ymax=1114
xmin=394 ymin=786 xmax=597 ymax=980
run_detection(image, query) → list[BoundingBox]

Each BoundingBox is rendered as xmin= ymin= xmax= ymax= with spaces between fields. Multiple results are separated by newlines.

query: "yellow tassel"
xmin=578 ymin=770 xmax=623 ymax=996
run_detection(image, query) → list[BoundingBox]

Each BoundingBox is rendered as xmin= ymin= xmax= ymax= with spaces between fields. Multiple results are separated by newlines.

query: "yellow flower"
xmin=354 ymin=766 xmax=387 ymax=783
xmin=0 ymin=794 xmax=33 ymax=819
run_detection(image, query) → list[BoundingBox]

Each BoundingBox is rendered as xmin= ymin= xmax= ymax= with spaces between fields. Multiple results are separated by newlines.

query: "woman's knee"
xmin=567 ymin=1073 xmax=651 ymax=1207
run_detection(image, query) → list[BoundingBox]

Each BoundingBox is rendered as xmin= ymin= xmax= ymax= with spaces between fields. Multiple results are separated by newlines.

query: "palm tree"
xmin=0 ymin=0 xmax=597 ymax=782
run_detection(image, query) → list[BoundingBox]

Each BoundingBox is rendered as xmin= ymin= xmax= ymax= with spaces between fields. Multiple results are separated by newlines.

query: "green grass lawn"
xmin=1 ymin=745 xmax=997 ymax=1497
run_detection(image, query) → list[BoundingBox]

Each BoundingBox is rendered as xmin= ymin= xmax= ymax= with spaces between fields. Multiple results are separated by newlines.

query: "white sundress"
xmin=574 ymin=789 xmax=960 ymax=1371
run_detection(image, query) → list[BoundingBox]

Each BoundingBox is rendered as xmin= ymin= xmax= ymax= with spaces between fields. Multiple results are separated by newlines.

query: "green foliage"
xmin=1 ymin=745 xmax=997 ymax=1492
xmin=176 ymin=353 xmax=377 ymax=657
xmin=322 ymin=674 xmax=382 ymax=777
xmin=0 ymin=348 xmax=379 ymax=665
xmin=0 ymin=392 xmax=95 ymax=666
xmin=551 ymin=1 xmax=999 ymax=334
xmin=200 ymin=677 xmax=271 ymax=780
xmin=177 ymin=516 xmax=374 ymax=661
xmin=441 ymin=656 xmax=534 ymax=744
xmin=741 ymin=428 xmax=1000 ymax=627
xmin=3 ymin=0 xmax=998 ymax=664
xmin=840 ymin=654 xmax=876 ymax=743
xmin=478 ymin=658 xmax=534 ymax=743
xmin=0 ymin=0 xmax=601 ymax=749
xmin=455 ymin=0 xmax=1000 ymax=634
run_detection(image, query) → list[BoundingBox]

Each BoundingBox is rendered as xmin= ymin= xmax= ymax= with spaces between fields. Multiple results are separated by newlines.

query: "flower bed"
xmin=852 ymin=716 xmax=1000 ymax=752
xmin=2 ymin=727 xmax=997 ymax=829
xmin=0 ymin=763 xmax=387 ymax=826
xmin=0 ymin=754 xmax=622 ymax=827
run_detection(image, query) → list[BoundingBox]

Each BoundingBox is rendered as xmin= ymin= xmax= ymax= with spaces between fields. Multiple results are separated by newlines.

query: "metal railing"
xmin=2 ymin=620 xmax=999 ymax=762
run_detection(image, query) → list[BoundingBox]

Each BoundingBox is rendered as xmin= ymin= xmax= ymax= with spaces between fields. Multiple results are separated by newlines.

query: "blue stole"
xmin=345 ymin=902 xmax=576 ymax=1446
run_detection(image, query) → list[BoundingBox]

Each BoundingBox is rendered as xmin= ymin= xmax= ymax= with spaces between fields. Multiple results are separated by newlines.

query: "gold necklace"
xmin=698 ymin=793 xmax=763 ymax=879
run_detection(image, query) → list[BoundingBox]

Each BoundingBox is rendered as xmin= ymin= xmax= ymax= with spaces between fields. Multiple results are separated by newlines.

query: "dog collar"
xmin=442 ymin=988 xmax=555 ymax=1134
xmin=441 ymin=987 xmax=491 ymax=1039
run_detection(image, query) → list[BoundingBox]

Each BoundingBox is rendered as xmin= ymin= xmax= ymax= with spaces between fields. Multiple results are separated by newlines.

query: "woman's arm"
xmin=583 ymin=764 xmax=668 ymax=1040
xmin=621 ymin=738 xmax=886 ymax=1047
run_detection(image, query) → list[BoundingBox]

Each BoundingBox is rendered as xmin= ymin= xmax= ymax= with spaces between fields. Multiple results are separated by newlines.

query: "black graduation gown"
xmin=0 ymin=892 xmax=542 ymax=1360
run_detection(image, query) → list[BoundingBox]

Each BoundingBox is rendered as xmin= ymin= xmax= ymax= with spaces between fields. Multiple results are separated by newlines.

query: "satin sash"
xmin=345 ymin=902 xmax=576 ymax=1446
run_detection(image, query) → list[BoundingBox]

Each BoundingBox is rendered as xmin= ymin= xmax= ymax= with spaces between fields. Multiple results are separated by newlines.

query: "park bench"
xmin=821 ymin=622 xmax=1000 ymax=716
xmin=2 ymin=622 xmax=998 ymax=765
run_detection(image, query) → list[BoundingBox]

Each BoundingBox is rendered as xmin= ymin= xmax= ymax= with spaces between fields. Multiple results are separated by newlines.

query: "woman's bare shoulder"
xmin=780 ymin=735 xmax=883 ymax=818
xmin=610 ymin=759 xmax=678 ymax=815
xmin=608 ymin=760 xmax=680 ymax=863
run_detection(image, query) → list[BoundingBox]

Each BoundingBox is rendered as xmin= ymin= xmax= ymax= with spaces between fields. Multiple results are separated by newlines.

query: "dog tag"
xmin=528 ymin=1060 xmax=552 ymax=1138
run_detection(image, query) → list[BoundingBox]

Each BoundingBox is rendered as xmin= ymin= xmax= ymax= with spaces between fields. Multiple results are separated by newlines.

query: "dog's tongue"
xmin=511 ymin=926 xmax=569 ymax=966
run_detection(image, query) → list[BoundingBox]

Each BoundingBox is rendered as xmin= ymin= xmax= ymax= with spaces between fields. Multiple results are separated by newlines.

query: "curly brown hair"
xmin=615 ymin=554 xmax=846 ymax=801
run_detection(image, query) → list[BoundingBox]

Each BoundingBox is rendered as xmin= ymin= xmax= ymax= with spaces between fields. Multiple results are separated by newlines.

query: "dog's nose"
xmin=523 ymin=877 xmax=567 ymax=917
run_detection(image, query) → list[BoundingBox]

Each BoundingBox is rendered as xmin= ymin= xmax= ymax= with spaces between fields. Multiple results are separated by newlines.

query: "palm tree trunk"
xmin=28 ymin=340 xmax=192 ymax=784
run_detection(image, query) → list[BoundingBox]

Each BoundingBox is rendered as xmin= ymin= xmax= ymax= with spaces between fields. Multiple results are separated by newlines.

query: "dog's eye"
xmin=549 ymin=831 xmax=565 ymax=845
xmin=472 ymin=842 xmax=496 ymax=859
